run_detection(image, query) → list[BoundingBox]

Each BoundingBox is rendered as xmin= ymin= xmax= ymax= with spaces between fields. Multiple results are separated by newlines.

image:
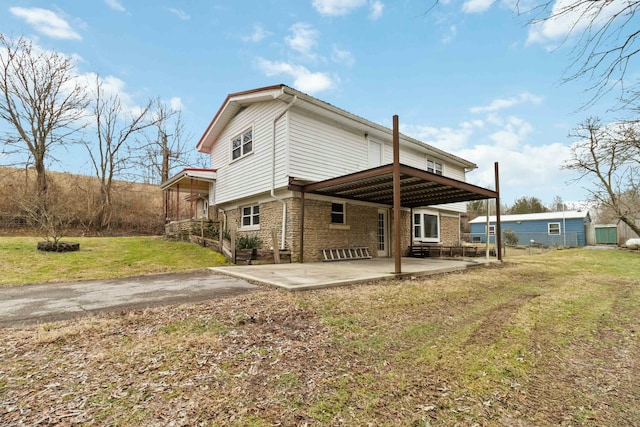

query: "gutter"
xmin=271 ymin=94 xmax=298 ymax=250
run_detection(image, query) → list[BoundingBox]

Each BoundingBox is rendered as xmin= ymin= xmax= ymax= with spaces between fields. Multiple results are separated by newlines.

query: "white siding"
xmin=210 ymin=100 xmax=288 ymax=204
xmin=208 ymin=100 xmax=471 ymax=214
xmin=430 ymin=163 xmax=466 ymax=213
xmin=289 ymin=109 xmax=368 ymax=180
xmin=400 ymin=147 xmax=426 ymax=169
xmin=288 ymin=109 xmax=470 ymax=213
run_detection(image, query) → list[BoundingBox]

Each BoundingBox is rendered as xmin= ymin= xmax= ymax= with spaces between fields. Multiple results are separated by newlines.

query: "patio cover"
xmin=288 ymin=163 xmax=497 ymax=207
xmin=288 ymin=115 xmax=502 ymax=272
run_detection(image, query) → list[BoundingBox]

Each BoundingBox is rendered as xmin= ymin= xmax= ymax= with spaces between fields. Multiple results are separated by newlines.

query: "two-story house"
xmin=162 ymin=84 xmax=497 ymax=262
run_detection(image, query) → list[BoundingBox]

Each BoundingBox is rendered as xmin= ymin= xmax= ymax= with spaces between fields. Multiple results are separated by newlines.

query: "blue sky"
xmin=0 ymin=0 xmax=625 ymax=206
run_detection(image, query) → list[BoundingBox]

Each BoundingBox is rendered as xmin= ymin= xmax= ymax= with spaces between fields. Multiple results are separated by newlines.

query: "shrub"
xmin=236 ymin=234 xmax=262 ymax=249
xmin=503 ymin=229 xmax=519 ymax=246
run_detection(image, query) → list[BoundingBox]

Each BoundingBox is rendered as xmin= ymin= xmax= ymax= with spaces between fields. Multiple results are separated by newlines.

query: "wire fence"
xmin=464 ymin=231 xmax=583 ymax=248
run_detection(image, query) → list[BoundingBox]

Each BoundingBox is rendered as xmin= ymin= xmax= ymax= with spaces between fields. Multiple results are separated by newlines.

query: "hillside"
xmin=0 ymin=167 xmax=164 ymax=235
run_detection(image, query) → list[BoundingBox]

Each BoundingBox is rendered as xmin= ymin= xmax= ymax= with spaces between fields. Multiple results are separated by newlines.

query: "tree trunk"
xmin=620 ymin=215 xmax=640 ymax=239
xmin=161 ymin=131 xmax=169 ymax=183
xmin=34 ymin=155 xmax=47 ymax=198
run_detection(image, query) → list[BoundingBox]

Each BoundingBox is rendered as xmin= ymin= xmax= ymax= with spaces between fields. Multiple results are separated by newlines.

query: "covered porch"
xmin=288 ymin=115 xmax=501 ymax=273
xmin=160 ymin=168 xmax=217 ymax=239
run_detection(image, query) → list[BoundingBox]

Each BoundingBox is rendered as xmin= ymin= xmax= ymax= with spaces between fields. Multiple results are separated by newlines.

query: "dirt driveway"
xmin=0 ymin=270 xmax=259 ymax=327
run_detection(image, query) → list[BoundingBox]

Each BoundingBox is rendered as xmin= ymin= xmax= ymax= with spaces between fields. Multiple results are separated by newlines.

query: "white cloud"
xmin=166 ymin=7 xmax=190 ymax=21
xmin=369 ymin=1 xmax=384 ymax=20
xmin=331 ymin=45 xmax=355 ymax=66
xmin=462 ymin=0 xmax=495 ymax=14
xmin=461 ymin=141 xmax=572 ymax=203
xmin=402 ymin=121 xmax=481 ymax=152
xmin=169 ymin=97 xmax=184 ymax=111
xmin=79 ymin=73 xmax=147 ymax=118
xmin=285 ymin=23 xmax=319 ymax=57
xmin=470 ymin=92 xmax=543 ymax=113
xmin=104 ymin=0 xmax=126 ymax=13
xmin=312 ymin=0 xmax=367 ymax=16
xmin=488 ymin=116 xmax=533 ymax=149
xmin=526 ymin=0 xmax=629 ymax=46
xmin=9 ymin=7 xmax=82 ymax=40
xmin=442 ymin=25 xmax=457 ymax=44
xmin=256 ymin=58 xmax=334 ymax=93
xmin=402 ymin=106 xmax=585 ymax=202
xmin=241 ymin=24 xmax=271 ymax=43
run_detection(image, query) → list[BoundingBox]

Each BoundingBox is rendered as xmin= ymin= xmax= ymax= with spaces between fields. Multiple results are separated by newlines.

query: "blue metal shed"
xmin=469 ymin=211 xmax=591 ymax=247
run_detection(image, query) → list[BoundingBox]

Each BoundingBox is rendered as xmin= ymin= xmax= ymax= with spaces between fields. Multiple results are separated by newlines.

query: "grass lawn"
xmin=1 ymin=248 xmax=639 ymax=425
xmin=0 ymin=236 xmax=227 ymax=286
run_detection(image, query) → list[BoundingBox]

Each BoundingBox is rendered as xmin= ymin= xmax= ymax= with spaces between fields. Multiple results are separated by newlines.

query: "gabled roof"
xmin=470 ymin=210 xmax=591 ymax=224
xmin=196 ymin=84 xmax=477 ymax=170
xmin=160 ymin=168 xmax=217 ymax=192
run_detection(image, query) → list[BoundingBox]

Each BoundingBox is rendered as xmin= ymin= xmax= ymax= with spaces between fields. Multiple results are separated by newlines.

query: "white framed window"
xmin=331 ymin=202 xmax=345 ymax=224
xmin=413 ymin=210 xmax=439 ymax=242
xmin=427 ymin=159 xmax=443 ymax=175
xmin=232 ymin=128 xmax=253 ymax=160
xmin=488 ymin=225 xmax=495 ymax=235
xmin=241 ymin=205 xmax=260 ymax=228
xmin=548 ymin=222 xmax=561 ymax=235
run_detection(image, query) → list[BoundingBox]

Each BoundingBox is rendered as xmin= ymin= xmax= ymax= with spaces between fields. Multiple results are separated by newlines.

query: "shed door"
xmin=595 ymin=227 xmax=617 ymax=244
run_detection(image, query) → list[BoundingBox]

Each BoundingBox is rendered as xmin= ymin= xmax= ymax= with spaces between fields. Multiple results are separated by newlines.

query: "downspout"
xmin=271 ymin=95 xmax=298 ymax=250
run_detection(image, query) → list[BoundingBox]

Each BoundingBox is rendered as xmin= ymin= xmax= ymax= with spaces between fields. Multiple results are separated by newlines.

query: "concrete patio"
xmin=210 ymin=257 xmax=497 ymax=291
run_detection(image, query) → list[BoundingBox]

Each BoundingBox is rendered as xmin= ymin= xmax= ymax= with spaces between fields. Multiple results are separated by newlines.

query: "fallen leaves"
xmin=2 ymin=251 xmax=640 ymax=425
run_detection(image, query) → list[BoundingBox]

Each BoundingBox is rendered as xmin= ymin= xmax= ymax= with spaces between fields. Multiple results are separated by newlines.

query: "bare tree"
xmin=565 ymin=117 xmax=640 ymax=235
xmin=136 ymin=100 xmax=200 ymax=185
xmin=84 ymin=75 xmax=155 ymax=230
xmin=20 ymin=179 xmax=78 ymax=244
xmin=521 ymin=1 xmax=640 ymax=107
xmin=550 ymin=195 xmax=568 ymax=212
xmin=0 ymin=34 xmax=88 ymax=198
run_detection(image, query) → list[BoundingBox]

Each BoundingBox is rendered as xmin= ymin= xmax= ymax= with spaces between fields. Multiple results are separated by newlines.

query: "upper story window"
xmin=548 ymin=222 xmax=561 ymax=235
xmin=488 ymin=225 xmax=496 ymax=235
xmin=427 ymin=159 xmax=443 ymax=175
xmin=331 ymin=202 xmax=345 ymax=224
xmin=232 ymin=128 xmax=253 ymax=160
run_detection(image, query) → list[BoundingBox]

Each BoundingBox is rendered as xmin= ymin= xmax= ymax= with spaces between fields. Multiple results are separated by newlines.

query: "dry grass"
xmin=0 ymin=166 xmax=165 ymax=235
xmin=1 ymin=248 xmax=639 ymax=425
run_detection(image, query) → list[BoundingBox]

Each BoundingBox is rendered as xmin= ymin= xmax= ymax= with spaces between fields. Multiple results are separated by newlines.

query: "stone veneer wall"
xmin=288 ymin=198 xmax=379 ymax=263
xmin=440 ymin=214 xmax=460 ymax=246
xmin=225 ymin=200 xmax=285 ymax=250
xmin=224 ymin=196 xmax=459 ymax=262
